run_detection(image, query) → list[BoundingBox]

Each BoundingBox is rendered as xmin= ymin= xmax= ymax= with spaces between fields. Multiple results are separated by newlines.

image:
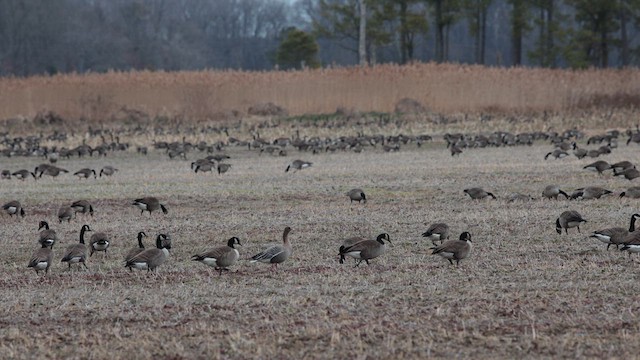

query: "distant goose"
xmin=61 ymin=224 xmax=91 ymax=270
xmin=556 ymin=210 xmax=587 ymax=234
xmin=591 ymin=213 xmax=640 ymax=250
xmin=583 ymin=160 xmax=611 ymax=175
xmin=3 ymin=200 xmax=25 ymax=218
xmin=338 ymin=233 xmax=391 ymax=267
xmin=217 ymin=163 xmax=232 ymax=174
xmin=286 ymin=160 xmax=312 ymax=173
xmin=12 ymin=169 xmax=35 ymax=180
xmin=464 ymin=188 xmax=496 ymax=200
xmin=544 ymin=149 xmax=568 ymax=160
xmin=124 ymin=232 xmax=147 ymax=268
xmin=74 ymin=168 xmax=96 ymax=179
xmin=39 ymin=165 xmax=68 ymax=178
xmin=191 ymin=237 xmax=242 ymax=275
xmin=614 ymin=167 xmax=640 ymax=181
xmin=192 ymin=160 xmax=214 ymax=173
xmin=57 ymin=206 xmax=75 ymax=223
xmin=90 ymin=231 xmax=111 ymax=257
xmin=508 ymin=192 xmax=534 ymax=202
xmin=450 ymin=144 xmax=463 ymax=156
xmin=421 ymin=223 xmax=450 ymax=245
xmin=125 ymin=234 xmax=172 ymax=272
xmin=71 ymin=200 xmax=94 ymax=217
xmin=1 ymin=170 xmax=10 ymax=179
xmin=347 ymin=188 xmax=367 ymax=203
xmin=620 ymin=187 xmax=640 ymax=199
xmin=250 ymin=227 xmax=292 ymax=271
xmin=570 ymin=186 xmax=613 ymax=200
xmin=38 ymin=220 xmax=57 ymax=248
xmin=99 ymin=166 xmax=118 ymax=177
xmin=611 ymin=161 xmax=635 ymax=172
xmin=28 ymin=243 xmax=53 ymax=275
xmin=132 ymin=197 xmax=168 ymax=215
xmin=431 ymin=232 xmax=473 ymax=266
xmin=542 ymin=185 xmax=569 ymax=200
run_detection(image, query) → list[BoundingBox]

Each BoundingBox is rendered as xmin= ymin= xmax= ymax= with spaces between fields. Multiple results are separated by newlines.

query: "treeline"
xmin=0 ymin=0 xmax=638 ymax=77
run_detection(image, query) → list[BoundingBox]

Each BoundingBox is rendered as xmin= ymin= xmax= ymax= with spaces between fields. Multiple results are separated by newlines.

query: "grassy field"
xmin=2 ymin=127 xmax=640 ymax=359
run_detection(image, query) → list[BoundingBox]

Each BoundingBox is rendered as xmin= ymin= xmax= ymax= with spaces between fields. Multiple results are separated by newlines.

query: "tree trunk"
xmin=435 ymin=0 xmax=444 ymax=62
xmin=399 ymin=1 xmax=408 ymax=64
xmin=620 ymin=7 xmax=628 ymax=67
xmin=546 ymin=0 xmax=554 ymax=67
xmin=358 ymin=0 xmax=367 ymax=66
xmin=480 ymin=5 xmax=487 ymax=65
xmin=511 ymin=0 xmax=524 ymax=66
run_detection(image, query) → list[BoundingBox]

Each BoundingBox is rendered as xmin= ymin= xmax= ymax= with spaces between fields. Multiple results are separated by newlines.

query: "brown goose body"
xmin=125 ymin=234 xmax=171 ymax=272
xmin=285 ymin=160 xmax=312 ymax=172
xmin=250 ymin=227 xmax=292 ymax=271
xmin=3 ymin=200 xmax=25 ymax=218
xmin=542 ymin=185 xmax=569 ymax=200
xmin=347 ymin=188 xmax=367 ymax=203
xmin=12 ymin=169 xmax=35 ymax=180
xmin=556 ymin=210 xmax=587 ymax=234
xmin=614 ymin=167 xmax=640 ymax=181
xmin=124 ymin=232 xmax=147 ymax=267
xmin=90 ymin=232 xmax=111 ymax=257
xmin=431 ymin=232 xmax=472 ymax=266
xmin=192 ymin=237 xmax=242 ymax=275
xmin=339 ymin=233 xmax=391 ymax=267
xmin=38 ymin=220 xmax=57 ymax=248
xmin=620 ymin=187 xmax=640 ymax=199
xmin=132 ymin=197 xmax=168 ymax=215
xmin=591 ymin=214 xmax=640 ymax=250
xmin=464 ymin=187 xmax=496 ymax=200
xmin=570 ymin=186 xmax=613 ymax=200
xmin=28 ymin=244 xmax=53 ymax=275
xmin=39 ymin=166 xmax=68 ymax=178
xmin=99 ymin=166 xmax=118 ymax=177
xmin=74 ymin=168 xmax=96 ymax=179
xmin=57 ymin=206 xmax=75 ymax=223
xmin=421 ymin=223 xmax=450 ymax=244
xmin=71 ymin=200 xmax=94 ymax=217
xmin=583 ymin=160 xmax=611 ymax=175
xmin=61 ymin=224 xmax=91 ymax=269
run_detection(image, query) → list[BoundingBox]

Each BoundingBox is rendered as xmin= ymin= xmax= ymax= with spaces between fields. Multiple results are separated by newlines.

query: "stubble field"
xmin=2 ymin=126 xmax=640 ymax=359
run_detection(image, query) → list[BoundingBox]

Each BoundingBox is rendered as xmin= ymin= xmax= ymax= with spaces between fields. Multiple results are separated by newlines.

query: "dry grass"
xmin=2 ymin=135 xmax=640 ymax=358
xmin=0 ymin=64 xmax=639 ymax=123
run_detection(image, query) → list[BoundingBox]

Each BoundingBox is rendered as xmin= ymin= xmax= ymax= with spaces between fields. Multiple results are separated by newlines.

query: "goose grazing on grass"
xmin=38 ymin=220 xmax=57 ymax=248
xmin=217 ymin=163 xmax=232 ymax=174
xmin=250 ymin=227 xmax=292 ymax=271
xmin=12 ymin=169 xmax=35 ymax=180
xmin=614 ymin=167 xmax=640 ymax=181
xmin=570 ymin=186 xmax=613 ymax=200
xmin=338 ymin=233 xmax=391 ymax=267
xmin=61 ymin=224 xmax=91 ymax=270
xmin=132 ymin=197 xmax=168 ymax=215
xmin=583 ymin=160 xmax=611 ymax=175
xmin=542 ymin=185 xmax=569 ymax=200
xmin=57 ymin=206 xmax=75 ymax=223
xmin=347 ymin=188 xmax=367 ymax=203
xmin=39 ymin=165 xmax=68 ymax=178
xmin=421 ymin=223 xmax=450 ymax=245
xmin=28 ymin=243 xmax=53 ymax=275
xmin=591 ymin=213 xmax=640 ymax=250
xmin=99 ymin=166 xmax=118 ymax=177
xmin=71 ymin=200 xmax=94 ymax=217
xmin=620 ymin=187 xmax=640 ymax=199
xmin=3 ymin=200 xmax=25 ymax=218
xmin=464 ymin=187 xmax=496 ymax=200
xmin=124 ymin=232 xmax=147 ymax=269
xmin=431 ymin=232 xmax=472 ymax=266
xmin=285 ymin=160 xmax=312 ymax=173
xmin=556 ymin=210 xmax=587 ymax=234
xmin=544 ymin=149 xmax=568 ymax=160
xmin=74 ymin=168 xmax=96 ymax=179
xmin=125 ymin=234 xmax=171 ymax=272
xmin=192 ymin=237 xmax=242 ymax=275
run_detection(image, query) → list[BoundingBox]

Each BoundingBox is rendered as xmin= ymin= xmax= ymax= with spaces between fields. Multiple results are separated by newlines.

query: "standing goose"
xmin=347 ymin=188 xmax=367 ymax=203
xmin=132 ymin=197 xmax=168 ymax=215
xmin=591 ymin=213 xmax=640 ymax=250
xmin=421 ymin=223 xmax=450 ymax=245
xmin=285 ymin=160 xmax=312 ymax=173
xmin=217 ymin=163 xmax=232 ymax=174
xmin=99 ymin=166 xmax=118 ymax=177
xmin=89 ymin=231 xmax=111 ymax=257
xmin=337 ymin=236 xmax=368 ymax=264
xmin=57 ymin=206 xmax=75 ymax=223
xmin=61 ymin=224 xmax=91 ymax=270
xmin=71 ymin=200 xmax=94 ymax=217
xmin=28 ymin=243 xmax=53 ymax=275
xmin=542 ymin=185 xmax=569 ymax=200
xmin=583 ymin=160 xmax=611 ymax=175
xmin=250 ymin=227 xmax=292 ymax=271
xmin=431 ymin=232 xmax=473 ymax=266
xmin=124 ymin=232 xmax=147 ymax=268
xmin=556 ymin=210 xmax=587 ymax=234
xmin=125 ymin=234 xmax=171 ymax=272
xmin=620 ymin=187 xmax=640 ymax=199
xmin=3 ymin=200 xmax=25 ymax=218
xmin=38 ymin=220 xmax=57 ymax=248
xmin=191 ymin=237 xmax=242 ymax=275
xmin=338 ymin=233 xmax=391 ymax=267
xmin=73 ymin=168 xmax=97 ymax=179
xmin=464 ymin=188 xmax=496 ymax=200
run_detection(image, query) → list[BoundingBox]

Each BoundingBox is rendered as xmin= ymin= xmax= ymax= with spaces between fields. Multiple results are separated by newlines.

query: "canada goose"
xmin=450 ymin=144 xmax=463 ymax=156
xmin=421 ymin=223 xmax=450 ymax=245
xmin=191 ymin=237 xmax=242 ymax=275
xmin=614 ymin=167 xmax=640 ymax=181
xmin=591 ymin=213 xmax=640 ymax=250
xmin=124 ymin=232 xmax=147 ymax=268
xmin=570 ymin=186 xmax=613 ymax=200
xmin=573 ymin=145 xmax=588 ymax=159
xmin=57 ymin=206 xmax=75 ymax=223
xmin=99 ymin=166 xmax=118 ymax=177
xmin=61 ymin=224 xmax=91 ymax=270
xmin=338 ymin=233 xmax=391 ymax=267
xmin=431 ymin=232 xmax=472 ymax=266
xmin=217 ymin=163 xmax=232 ymax=174
xmin=508 ymin=192 xmax=534 ymax=202
xmin=1 ymin=170 xmax=10 ymax=179
xmin=193 ymin=160 xmax=214 ymax=173
xmin=347 ymin=188 xmax=367 ymax=203
xmin=556 ymin=210 xmax=587 ymax=234
xmin=542 ymin=185 xmax=569 ymax=200
xmin=74 ymin=168 xmax=96 ymax=179
xmin=38 ymin=220 xmax=57 ymax=248
xmin=583 ymin=160 xmax=611 ymax=175
xmin=337 ymin=236 xmax=368 ymax=264
xmin=544 ymin=149 xmax=568 ymax=160
xmin=12 ymin=169 xmax=35 ymax=180
xmin=70 ymin=200 xmax=94 ymax=217
xmin=464 ymin=188 xmax=496 ymax=200
xmin=620 ymin=187 xmax=640 ymax=199
xmin=39 ymin=165 xmax=68 ymax=178
xmin=125 ymin=234 xmax=171 ymax=272
xmin=132 ymin=197 xmax=168 ymax=215
xmin=28 ymin=243 xmax=53 ymax=275
xmin=611 ymin=161 xmax=635 ymax=172
xmin=89 ymin=231 xmax=111 ymax=257
xmin=285 ymin=160 xmax=312 ymax=172
xmin=250 ymin=226 xmax=292 ymax=271
xmin=3 ymin=200 xmax=25 ymax=217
